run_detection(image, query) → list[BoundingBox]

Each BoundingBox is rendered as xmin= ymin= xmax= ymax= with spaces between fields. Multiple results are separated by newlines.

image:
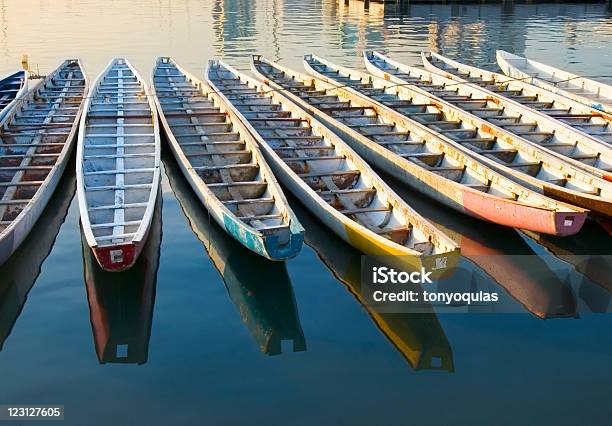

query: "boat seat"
xmin=88 ymin=202 xmax=148 ymax=211
xmin=222 ymin=197 xmax=274 ymax=205
xmin=283 ymin=155 xmax=345 ymax=162
xmin=298 ymin=170 xmax=360 ymax=179
xmin=85 ymin=183 xmax=153 ymax=191
xmin=339 ymin=206 xmax=391 ymax=215
xmin=462 ymin=183 xmax=490 ymax=192
xmin=497 ymin=122 xmax=538 ymax=129
xmin=191 ymin=164 xmax=257 ymax=171
xmin=569 ymin=153 xmax=600 ymax=161
xmin=505 ymin=161 xmax=541 ymax=168
xmin=238 ymin=213 xmax=283 ymax=221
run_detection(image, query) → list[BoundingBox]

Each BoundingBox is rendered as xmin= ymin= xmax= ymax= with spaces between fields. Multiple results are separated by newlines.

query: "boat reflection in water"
xmin=81 ymin=196 xmax=161 ymax=365
xmin=292 ymin=197 xmax=453 ymax=372
xmin=0 ymin=167 xmax=76 ymax=351
xmin=384 ymin=174 xmax=577 ymax=319
xmin=164 ymin=154 xmax=306 ymax=356
xmin=523 ymin=221 xmax=612 ymax=311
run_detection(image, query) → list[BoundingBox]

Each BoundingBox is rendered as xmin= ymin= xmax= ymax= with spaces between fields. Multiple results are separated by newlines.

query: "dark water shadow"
xmin=81 ymin=194 xmax=162 ymax=365
xmin=290 ymin=194 xmax=454 ymax=372
xmin=0 ymin=164 xmax=76 ymax=351
xmin=163 ymin=150 xmax=306 ymax=356
xmin=378 ymin=170 xmax=577 ymax=319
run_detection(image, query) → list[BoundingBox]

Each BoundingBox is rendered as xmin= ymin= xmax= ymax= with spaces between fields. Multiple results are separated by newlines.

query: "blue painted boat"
xmin=0 ymin=70 xmax=27 ymax=122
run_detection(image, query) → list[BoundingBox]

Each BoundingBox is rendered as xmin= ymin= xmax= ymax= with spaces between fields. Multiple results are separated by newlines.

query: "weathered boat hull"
xmin=77 ymin=58 xmax=161 ymax=272
xmin=152 ymin=57 xmax=304 ymax=261
xmin=423 ymin=51 xmax=612 ymax=153
xmin=421 ymin=52 xmax=612 ymax=181
xmin=90 ymin=219 xmax=150 ymax=271
xmin=0 ymin=60 xmax=87 ymax=266
xmin=293 ymin=196 xmax=453 ymax=370
xmin=497 ymin=50 xmax=612 ymax=114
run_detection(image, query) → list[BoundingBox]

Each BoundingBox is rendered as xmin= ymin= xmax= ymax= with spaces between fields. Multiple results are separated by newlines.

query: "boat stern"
xmin=262 ymin=228 xmax=305 ymax=261
xmin=92 ymin=242 xmax=141 ymax=272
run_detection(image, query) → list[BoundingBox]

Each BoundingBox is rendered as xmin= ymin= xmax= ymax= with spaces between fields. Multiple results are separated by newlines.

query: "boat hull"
xmin=159 ymin=121 xmax=304 ymax=261
xmin=77 ymin=58 xmax=160 ymax=272
xmin=284 ymin=54 xmax=587 ymax=233
xmin=152 ymin=57 xmax=304 ymax=261
xmin=422 ymin=51 xmax=612 ymax=181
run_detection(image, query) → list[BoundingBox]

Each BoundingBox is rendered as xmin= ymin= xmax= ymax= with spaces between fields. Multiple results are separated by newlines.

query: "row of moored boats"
xmin=0 ymin=50 xmax=610 ymax=272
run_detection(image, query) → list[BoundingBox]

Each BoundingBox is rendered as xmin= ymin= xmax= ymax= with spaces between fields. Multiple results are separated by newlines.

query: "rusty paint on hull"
xmin=461 ymin=189 xmax=585 ymax=236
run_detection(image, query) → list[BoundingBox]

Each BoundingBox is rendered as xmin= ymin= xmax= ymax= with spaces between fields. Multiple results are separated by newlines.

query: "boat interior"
xmin=253 ymin=57 xmax=528 ymax=204
xmin=82 ymin=58 xmax=156 ymax=246
xmin=0 ymin=71 xmax=26 ymax=112
xmin=153 ymin=58 xmax=292 ymax=242
xmin=364 ymin=53 xmax=612 ymax=174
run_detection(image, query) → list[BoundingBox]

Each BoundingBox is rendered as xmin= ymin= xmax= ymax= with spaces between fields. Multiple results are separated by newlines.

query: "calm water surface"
xmin=0 ymin=1 xmax=611 ymax=425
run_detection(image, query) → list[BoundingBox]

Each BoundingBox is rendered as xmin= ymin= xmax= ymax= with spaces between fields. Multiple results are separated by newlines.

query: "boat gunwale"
xmin=207 ymin=58 xmax=459 ymax=259
xmin=77 ymin=57 xmax=161 ymax=250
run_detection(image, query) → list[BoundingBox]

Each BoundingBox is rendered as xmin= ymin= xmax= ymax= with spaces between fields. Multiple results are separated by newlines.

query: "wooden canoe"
xmin=77 ymin=58 xmax=161 ymax=272
xmin=330 ymin=51 xmax=612 ymax=218
xmin=0 ymin=59 xmax=87 ymax=266
xmin=364 ymin=52 xmax=612 ymax=182
xmin=252 ymin=55 xmax=587 ymax=236
xmin=0 ymin=70 xmax=28 ymax=123
xmin=82 ymin=195 xmax=160 ymax=364
xmin=423 ymin=52 xmax=612 ymax=176
xmin=0 ymin=167 xmax=75 ymax=351
xmin=206 ymin=59 xmax=460 ymax=273
xmin=152 ymin=57 xmax=304 ymax=261
xmin=497 ymin=50 xmax=612 ymax=115
xmin=164 ymin=153 xmax=306 ymax=355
